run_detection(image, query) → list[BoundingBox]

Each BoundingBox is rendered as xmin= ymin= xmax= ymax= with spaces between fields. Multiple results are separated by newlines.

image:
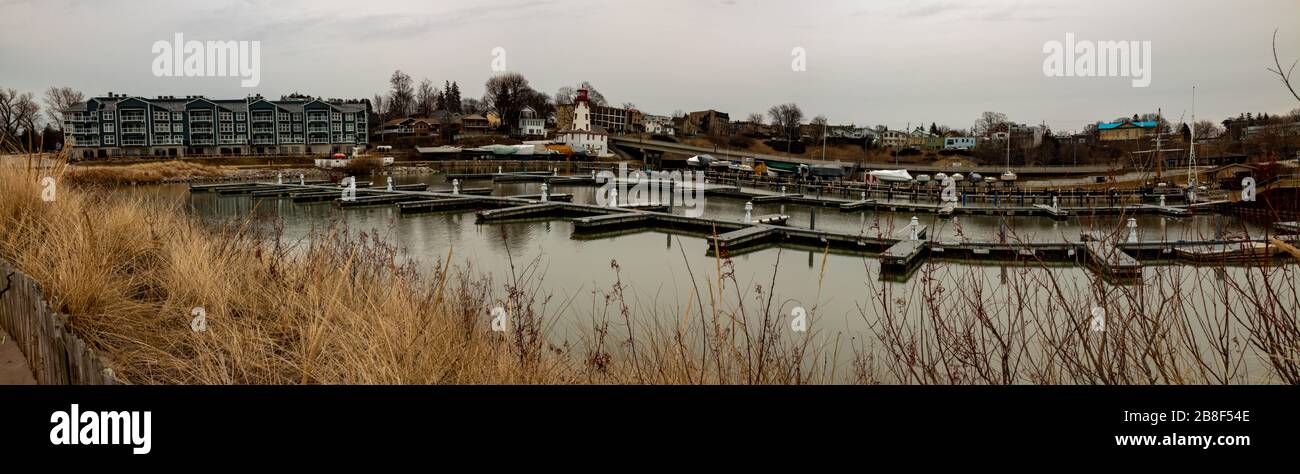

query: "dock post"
xmin=498 ymin=166 xmax=503 ymax=174
xmin=1127 ymin=218 xmax=1138 ymax=243
xmin=386 ymin=176 xmax=393 ymax=191
xmin=1052 ymin=195 xmax=1058 ymax=210
xmin=541 ymin=183 xmax=549 ymax=202
xmin=610 ymin=188 xmax=619 ymax=208
xmin=780 ymin=185 xmax=786 ymax=196
xmin=861 ymin=191 xmax=866 ymax=201
xmin=453 ymin=179 xmax=460 ymax=195
xmin=298 ymin=174 xmax=304 ymax=185
xmin=810 ymin=208 xmax=817 ymax=230
xmin=1159 ymin=195 xmax=1166 ymax=207
xmin=910 ymin=216 xmax=920 ymax=241
xmin=553 ymin=167 xmax=558 ymax=176
xmin=745 ymin=201 xmax=753 ymax=223
xmin=276 ymin=173 xmax=282 ymax=185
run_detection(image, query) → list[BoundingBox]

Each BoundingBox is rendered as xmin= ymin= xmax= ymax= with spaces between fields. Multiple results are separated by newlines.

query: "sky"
xmin=2 ymin=0 xmax=1299 ymax=132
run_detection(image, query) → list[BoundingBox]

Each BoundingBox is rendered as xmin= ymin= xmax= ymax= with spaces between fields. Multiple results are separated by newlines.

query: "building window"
xmin=173 ymin=112 xmax=183 ymax=121
xmin=220 ymin=112 xmax=232 ymax=121
xmin=174 ymin=123 xmax=184 ymax=132
xmin=278 ymin=112 xmax=290 ymax=122
xmin=235 ymin=112 xmax=246 ymax=121
xmin=331 ymin=112 xmax=341 ymax=121
xmin=104 ymin=123 xmax=115 ymax=132
xmin=293 ymin=113 xmax=303 ymax=121
xmin=236 ymin=123 xmax=246 ymax=132
xmin=154 ymin=111 xmax=169 ymax=121
xmin=219 ymin=123 xmax=233 ymax=132
xmin=103 ymin=111 xmax=113 ymax=120
xmin=104 ymin=135 xmax=115 ymax=145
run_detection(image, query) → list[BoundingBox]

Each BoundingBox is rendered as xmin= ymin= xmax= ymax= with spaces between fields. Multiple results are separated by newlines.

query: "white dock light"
xmin=745 ymin=201 xmax=753 ymax=222
xmin=453 ymin=179 xmax=460 ymax=195
xmin=541 ymin=182 xmax=549 ymax=202
xmin=609 ymin=188 xmax=619 ymax=208
xmin=1127 ymin=218 xmax=1138 ymax=243
xmin=298 ymin=174 xmax=304 ymax=185
xmin=1159 ymin=195 xmax=1166 ymax=207
xmin=276 ymin=173 xmax=282 ymax=185
xmin=910 ymin=216 xmax=920 ymax=241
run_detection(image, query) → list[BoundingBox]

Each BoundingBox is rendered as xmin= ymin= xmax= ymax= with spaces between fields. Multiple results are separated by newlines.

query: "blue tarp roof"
xmin=1099 ymin=120 xmax=1158 ymax=130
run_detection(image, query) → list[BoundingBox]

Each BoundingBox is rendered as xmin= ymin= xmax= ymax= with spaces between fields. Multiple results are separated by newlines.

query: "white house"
xmin=642 ymin=114 xmax=674 ymax=136
xmin=557 ymin=89 xmax=609 ymax=156
xmin=518 ymin=106 xmax=545 ymax=137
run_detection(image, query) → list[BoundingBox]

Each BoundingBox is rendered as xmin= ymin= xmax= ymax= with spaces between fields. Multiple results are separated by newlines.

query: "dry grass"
xmin=65 ymin=161 xmax=230 ymax=187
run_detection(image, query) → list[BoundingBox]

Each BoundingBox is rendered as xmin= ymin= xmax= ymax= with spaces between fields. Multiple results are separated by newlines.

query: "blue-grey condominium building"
xmin=63 ymin=93 xmax=369 ymax=159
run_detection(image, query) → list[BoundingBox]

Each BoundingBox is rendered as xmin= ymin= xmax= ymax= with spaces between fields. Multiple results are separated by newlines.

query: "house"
xmin=880 ymin=130 xmax=908 ymax=148
xmin=641 ymin=114 xmax=674 ymax=136
xmin=944 ymin=137 xmax=977 ymax=150
xmin=681 ymin=110 xmax=730 ymax=136
xmin=556 ymin=89 xmax=609 ymax=156
xmin=459 ymin=114 xmax=490 ymax=135
xmin=1098 ymin=119 xmax=1159 ymax=141
xmin=62 ymin=93 xmax=367 ymax=159
xmin=517 ymin=106 xmax=545 ymax=137
xmin=1206 ymin=163 xmax=1262 ymax=189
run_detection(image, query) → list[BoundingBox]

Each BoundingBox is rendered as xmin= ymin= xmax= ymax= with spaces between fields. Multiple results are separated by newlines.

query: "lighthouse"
xmin=558 ymin=88 xmax=608 ymax=157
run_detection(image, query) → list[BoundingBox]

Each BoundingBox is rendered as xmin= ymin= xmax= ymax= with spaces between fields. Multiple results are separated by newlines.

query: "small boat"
xmin=686 ymin=154 xmax=716 ymax=168
xmin=728 ymin=163 xmax=754 ymax=173
xmin=935 ymin=173 xmax=949 ymax=182
xmin=970 ymin=172 xmax=983 ymax=181
xmin=1000 ymin=171 xmax=1018 ymax=182
xmin=984 ymin=177 xmax=998 ymax=183
xmin=915 ymin=174 xmax=931 ymax=183
xmin=951 ymin=173 xmax=965 ymax=182
xmin=868 ymin=169 xmax=914 ymax=183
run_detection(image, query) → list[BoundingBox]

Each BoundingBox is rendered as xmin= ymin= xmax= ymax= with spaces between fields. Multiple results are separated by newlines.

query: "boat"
xmin=686 ymin=154 xmax=715 ymax=168
xmin=935 ymin=173 xmax=949 ymax=182
xmin=728 ymin=163 xmax=754 ymax=173
xmin=1000 ymin=171 xmax=1018 ymax=182
xmin=868 ymin=169 xmax=914 ymax=183
xmin=970 ymin=172 xmax=983 ymax=181
xmin=984 ymin=177 xmax=998 ymax=183
xmin=951 ymin=173 xmax=965 ymax=182
xmin=915 ymin=174 xmax=931 ymax=183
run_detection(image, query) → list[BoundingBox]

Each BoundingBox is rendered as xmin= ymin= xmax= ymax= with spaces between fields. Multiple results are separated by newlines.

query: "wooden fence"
xmin=0 ymin=259 xmax=115 ymax=385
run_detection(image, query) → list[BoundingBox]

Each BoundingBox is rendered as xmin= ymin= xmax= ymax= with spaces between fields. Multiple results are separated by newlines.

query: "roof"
xmin=1099 ymin=120 xmax=1159 ymax=130
xmin=559 ymin=125 xmax=608 ymax=136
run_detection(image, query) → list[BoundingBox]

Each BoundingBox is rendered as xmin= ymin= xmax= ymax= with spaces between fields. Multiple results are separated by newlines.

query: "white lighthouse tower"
xmin=558 ymin=89 xmax=608 ymax=157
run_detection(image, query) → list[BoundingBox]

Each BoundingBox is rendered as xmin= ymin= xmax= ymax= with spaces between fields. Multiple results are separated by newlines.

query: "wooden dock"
xmin=188 ymin=181 xmax=1297 ymax=283
xmin=1082 ymin=240 xmax=1143 ymax=280
xmin=1032 ymin=204 xmax=1070 ymax=220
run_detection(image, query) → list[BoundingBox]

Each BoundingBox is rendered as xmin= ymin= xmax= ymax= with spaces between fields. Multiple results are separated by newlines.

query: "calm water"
xmin=141 ymin=169 xmax=1290 ymax=382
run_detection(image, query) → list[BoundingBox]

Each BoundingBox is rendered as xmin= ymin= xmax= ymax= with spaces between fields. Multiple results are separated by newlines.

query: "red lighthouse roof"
xmin=575 ymin=88 xmax=589 ymax=103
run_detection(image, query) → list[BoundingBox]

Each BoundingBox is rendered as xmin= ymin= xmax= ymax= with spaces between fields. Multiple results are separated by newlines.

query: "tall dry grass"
xmin=64 ymin=161 xmax=229 ymax=187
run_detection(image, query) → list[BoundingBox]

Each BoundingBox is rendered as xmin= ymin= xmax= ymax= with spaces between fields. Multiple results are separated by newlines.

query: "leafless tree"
xmin=386 ymin=70 xmax=415 ymax=118
xmin=43 ymin=86 xmax=84 ymax=131
xmin=0 ymin=88 xmax=40 ymax=143
xmin=371 ymin=94 xmax=387 ymax=122
xmin=767 ymin=103 xmax=803 ymax=149
xmin=1193 ymin=120 xmax=1223 ymax=140
xmin=484 ymin=72 xmax=536 ymax=131
xmin=1268 ymin=29 xmax=1300 ymax=103
xmin=746 ymin=113 xmax=764 ymax=125
xmin=461 ymin=97 xmax=487 ymax=115
xmin=415 ymin=78 xmax=437 ymax=117
xmin=973 ymin=111 xmax=1009 ymax=136
xmin=811 ymin=114 xmax=828 ymax=139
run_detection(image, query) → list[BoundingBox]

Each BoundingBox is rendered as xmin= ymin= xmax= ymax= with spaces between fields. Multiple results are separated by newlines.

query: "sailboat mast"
xmin=1155 ymin=108 xmax=1162 ymax=181
xmin=1188 ymin=86 xmax=1197 ymax=187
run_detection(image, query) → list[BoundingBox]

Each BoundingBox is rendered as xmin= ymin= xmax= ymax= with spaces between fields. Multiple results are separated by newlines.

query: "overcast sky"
xmin=2 ymin=0 xmax=1298 ymax=132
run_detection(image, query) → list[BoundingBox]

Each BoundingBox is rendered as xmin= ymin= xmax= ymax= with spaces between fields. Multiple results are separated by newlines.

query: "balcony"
xmin=121 ymin=126 xmax=146 ymax=134
xmin=191 ymin=139 xmax=215 ymax=145
xmin=252 ymin=114 xmax=274 ymax=122
xmin=308 ymin=127 xmax=329 ymax=134
xmin=190 ymin=115 xmax=213 ymax=122
xmin=120 ymin=114 xmax=146 ymax=122
xmin=253 ymin=138 xmax=276 ymax=145
xmin=218 ymin=137 xmax=248 ymax=145
xmin=307 ymin=115 xmax=328 ymax=122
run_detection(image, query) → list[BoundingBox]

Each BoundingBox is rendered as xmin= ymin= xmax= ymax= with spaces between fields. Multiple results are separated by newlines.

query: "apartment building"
xmin=63 ymin=93 xmax=368 ymax=159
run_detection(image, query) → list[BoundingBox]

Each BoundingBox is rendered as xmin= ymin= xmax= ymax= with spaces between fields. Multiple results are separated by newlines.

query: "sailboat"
xmin=1000 ymin=129 xmax=1018 ymax=182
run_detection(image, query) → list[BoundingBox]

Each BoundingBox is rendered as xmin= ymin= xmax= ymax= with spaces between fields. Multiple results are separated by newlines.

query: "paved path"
xmin=0 ymin=327 xmax=35 ymax=385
